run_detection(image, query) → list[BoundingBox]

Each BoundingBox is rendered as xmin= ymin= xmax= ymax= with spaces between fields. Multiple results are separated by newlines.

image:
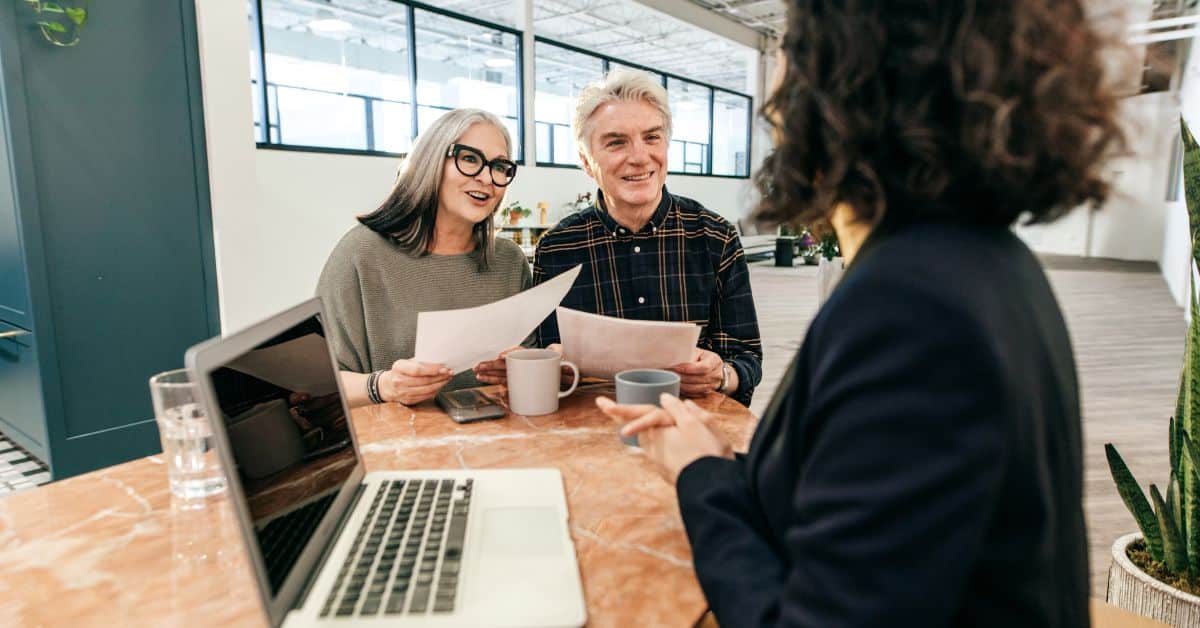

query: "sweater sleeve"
xmin=315 ymin=243 xmax=371 ymax=373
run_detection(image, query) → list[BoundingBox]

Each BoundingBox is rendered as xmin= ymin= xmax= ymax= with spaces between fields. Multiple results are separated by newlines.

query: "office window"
xmin=256 ymin=0 xmax=413 ymax=153
xmin=667 ymin=77 xmax=711 ymax=175
xmin=712 ymin=91 xmax=750 ymax=176
xmin=609 ymin=62 xmax=664 ymax=88
xmin=535 ymin=41 xmax=604 ymax=165
xmin=413 ymin=9 xmax=522 ymax=160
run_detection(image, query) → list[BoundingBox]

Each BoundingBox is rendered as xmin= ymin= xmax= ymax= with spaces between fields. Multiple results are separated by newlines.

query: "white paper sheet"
xmin=226 ymin=333 xmax=341 ymax=396
xmin=556 ymin=307 xmax=701 ymax=378
xmin=413 ymin=265 xmax=582 ymax=373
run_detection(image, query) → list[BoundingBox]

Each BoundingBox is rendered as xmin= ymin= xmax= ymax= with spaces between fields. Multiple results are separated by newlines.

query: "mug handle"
xmin=558 ymin=361 xmax=580 ymax=398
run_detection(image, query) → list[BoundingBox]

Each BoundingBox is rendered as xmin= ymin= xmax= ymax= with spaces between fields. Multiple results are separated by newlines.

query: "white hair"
xmin=573 ymin=68 xmax=673 ymax=162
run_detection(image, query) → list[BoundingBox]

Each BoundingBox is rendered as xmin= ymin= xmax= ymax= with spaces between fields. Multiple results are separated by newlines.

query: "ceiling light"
xmin=484 ymin=57 xmax=514 ymax=69
xmin=308 ymin=9 xmax=352 ymax=33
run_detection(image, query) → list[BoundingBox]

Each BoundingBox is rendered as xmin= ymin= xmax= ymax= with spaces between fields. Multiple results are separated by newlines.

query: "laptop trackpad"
xmin=481 ymin=507 xmax=564 ymax=557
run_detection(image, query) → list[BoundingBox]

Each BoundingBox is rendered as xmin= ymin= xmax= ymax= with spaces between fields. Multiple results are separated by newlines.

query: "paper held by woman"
xmin=556 ymin=306 xmax=701 ymax=378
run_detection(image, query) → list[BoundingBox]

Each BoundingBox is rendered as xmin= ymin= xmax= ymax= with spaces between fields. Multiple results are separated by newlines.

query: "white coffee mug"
xmin=505 ymin=349 xmax=580 ymax=416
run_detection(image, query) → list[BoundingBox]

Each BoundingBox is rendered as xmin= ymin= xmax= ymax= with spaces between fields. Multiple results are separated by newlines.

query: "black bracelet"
xmin=367 ymin=370 xmax=384 ymax=404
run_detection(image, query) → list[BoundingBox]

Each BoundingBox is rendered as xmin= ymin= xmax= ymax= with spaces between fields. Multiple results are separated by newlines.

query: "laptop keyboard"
xmin=259 ymin=493 xmax=339 ymax=593
xmin=319 ymin=478 xmax=473 ymax=618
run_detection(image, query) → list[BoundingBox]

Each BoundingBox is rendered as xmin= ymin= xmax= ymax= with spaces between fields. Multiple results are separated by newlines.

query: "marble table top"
xmin=0 ymin=384 xmax=757 ymax=627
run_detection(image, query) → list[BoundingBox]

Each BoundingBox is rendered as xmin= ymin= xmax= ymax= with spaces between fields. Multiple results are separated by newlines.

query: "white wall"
xmin=1161 ymin=38 xmax=1199 ymax=309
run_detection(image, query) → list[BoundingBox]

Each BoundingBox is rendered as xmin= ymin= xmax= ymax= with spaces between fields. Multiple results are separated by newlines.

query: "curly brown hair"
xmin=755 ymin=0 xmax=1128 ymax=232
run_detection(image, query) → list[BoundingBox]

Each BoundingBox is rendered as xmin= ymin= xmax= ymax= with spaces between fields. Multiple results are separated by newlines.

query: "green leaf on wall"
xmin=37 ymin=20 xmax=66 ymax=33
xmin=64 ymin=7 xmax=86 ymax=25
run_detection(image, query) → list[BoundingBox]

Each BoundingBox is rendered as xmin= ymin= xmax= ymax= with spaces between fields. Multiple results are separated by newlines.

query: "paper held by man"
xmin=556 ymin=306 xmax=700 ymax=378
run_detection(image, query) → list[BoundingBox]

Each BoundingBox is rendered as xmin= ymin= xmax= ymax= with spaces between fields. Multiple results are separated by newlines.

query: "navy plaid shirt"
xmin=533 ymin=187 xmax=763 ymax=406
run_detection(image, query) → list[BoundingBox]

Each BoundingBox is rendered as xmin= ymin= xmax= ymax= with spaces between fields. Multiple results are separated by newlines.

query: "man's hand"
xmin=472 ymin=347 xmax=520 ymax=385
xmin=669 ymin=348 xmax=726 ymax=397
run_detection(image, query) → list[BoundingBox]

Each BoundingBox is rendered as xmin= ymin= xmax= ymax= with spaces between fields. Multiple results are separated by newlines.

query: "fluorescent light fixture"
xmin=483 ymin=57 xmax=514 ymax=69
xmin=1128 ymin=15 xmax=1200 ymax=31
xmin=1128 ymin=28 xmax=1198 ymax=45
xmin=309 ymin=8 xmax=352 ymax=33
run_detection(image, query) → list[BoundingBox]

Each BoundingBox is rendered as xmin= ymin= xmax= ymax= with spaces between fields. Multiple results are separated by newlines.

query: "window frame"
xmin=532 ymin=36 xmax=753 ymax=179
xmin=251 ymin=0 xmax=525 ymax=162
xmin=249 ymin=1 xmax=754 ymax=178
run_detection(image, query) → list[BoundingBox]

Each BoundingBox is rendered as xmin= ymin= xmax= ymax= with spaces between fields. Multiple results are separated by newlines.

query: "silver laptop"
xmin=185 ymin=298 xmax=586 ymax=627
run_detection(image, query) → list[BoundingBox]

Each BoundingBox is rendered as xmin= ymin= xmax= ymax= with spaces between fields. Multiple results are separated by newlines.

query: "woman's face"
xmin=436 ymin=122 xmax=510 ymax=229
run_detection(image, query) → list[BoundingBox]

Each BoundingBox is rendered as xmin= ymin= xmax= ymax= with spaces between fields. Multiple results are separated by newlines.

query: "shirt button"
xmin=638 ymin=297 xmax=645 ymax=304
xmin=634 ymin=246 xmax=641 ymax=253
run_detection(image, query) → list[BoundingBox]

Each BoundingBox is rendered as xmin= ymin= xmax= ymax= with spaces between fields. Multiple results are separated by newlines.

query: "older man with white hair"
xmin=532 ymin=68 xmax=762 ymax=406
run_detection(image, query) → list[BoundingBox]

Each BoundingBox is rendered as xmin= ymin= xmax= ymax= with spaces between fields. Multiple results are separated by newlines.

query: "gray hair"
xmin=358 ymin=108 xmax=512 ymax=271
xmin=573 ymin=68 xmax=673 ymax=163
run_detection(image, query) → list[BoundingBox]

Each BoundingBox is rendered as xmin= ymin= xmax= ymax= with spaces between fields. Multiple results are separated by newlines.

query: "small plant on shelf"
xmin=500 ymin=202 xmax=532 ymax=225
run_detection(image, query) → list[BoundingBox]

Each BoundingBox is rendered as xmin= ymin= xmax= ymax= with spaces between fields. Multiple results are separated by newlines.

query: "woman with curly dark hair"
xmin=597 ymin=1 xmax=1126 ymax=626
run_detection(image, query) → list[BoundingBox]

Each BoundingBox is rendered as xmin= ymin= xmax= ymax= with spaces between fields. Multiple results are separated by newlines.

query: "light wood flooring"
xmin=744 ymin=256 xmax=1185 ymax=597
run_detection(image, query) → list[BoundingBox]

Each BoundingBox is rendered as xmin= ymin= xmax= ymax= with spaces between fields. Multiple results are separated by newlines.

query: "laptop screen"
xmin=205 ymin=314 xmax=357 ymax=595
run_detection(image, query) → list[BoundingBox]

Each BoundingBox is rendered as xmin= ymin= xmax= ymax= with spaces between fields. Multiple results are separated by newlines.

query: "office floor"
xmin=746 ymin=254 xmax=1183 ymax=598
xmin=0 ymin=435 xmax=50 ymax=495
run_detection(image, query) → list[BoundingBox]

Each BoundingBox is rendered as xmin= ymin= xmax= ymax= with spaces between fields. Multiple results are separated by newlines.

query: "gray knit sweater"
xmin=316 ymin=224 xmax=532 ymax=390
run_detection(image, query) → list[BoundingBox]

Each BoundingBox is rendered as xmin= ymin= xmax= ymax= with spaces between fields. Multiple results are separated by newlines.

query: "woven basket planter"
xmin=1107 ymin=532 xmax=1200 ymax=626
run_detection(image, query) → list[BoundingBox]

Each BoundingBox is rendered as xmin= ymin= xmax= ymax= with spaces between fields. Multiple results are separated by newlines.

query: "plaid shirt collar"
xmin=592 ymin=186 xmax=674 ymax=235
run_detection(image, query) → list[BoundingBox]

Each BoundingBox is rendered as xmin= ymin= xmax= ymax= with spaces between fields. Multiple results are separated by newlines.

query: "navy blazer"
xmin=676 ymin=223 xmax=1087 ymax=627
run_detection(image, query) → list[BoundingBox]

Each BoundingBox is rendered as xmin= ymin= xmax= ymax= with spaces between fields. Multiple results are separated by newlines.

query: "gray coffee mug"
xmin=614 ymin=369 xmax=681 ymax=446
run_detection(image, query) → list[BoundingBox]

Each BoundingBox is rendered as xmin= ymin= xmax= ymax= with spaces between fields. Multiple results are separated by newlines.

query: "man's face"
xmin=580 ymin=99 xmax=669 ymax=213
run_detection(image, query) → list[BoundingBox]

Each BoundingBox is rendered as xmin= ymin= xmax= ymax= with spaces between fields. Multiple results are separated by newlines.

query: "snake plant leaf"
xmin=1172 ymin=416 xmax=1182 ymax=476
xmin=1153 ymin=484 xmax=1189 ymax=575
xmin=1181 ymin=118 xmax=1200 ymax=269
xmin=1107 ymin=443 xmax=1163 ymax=560
xmin=1182 ymin=432 xmax=1200 ymax=574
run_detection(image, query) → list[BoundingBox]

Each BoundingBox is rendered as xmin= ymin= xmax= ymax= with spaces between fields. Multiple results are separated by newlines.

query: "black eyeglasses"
xmin=447 ymin=143 xmax=517 ymax=187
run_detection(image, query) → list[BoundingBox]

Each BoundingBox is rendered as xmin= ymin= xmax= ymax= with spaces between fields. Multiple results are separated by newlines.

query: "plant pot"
xmin=509 ymin=212 xmax=522 ymax=225
xmin=1107 ymin=532 xmax=1200 ymax=625
xmin=774 ymin=237 xmax=795 ymax=267
xmin=817 ymin=256 xmax=844 ymax=306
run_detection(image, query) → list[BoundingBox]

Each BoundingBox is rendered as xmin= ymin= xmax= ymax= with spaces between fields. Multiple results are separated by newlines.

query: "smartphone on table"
xmin=435 ymin=387 xmax=507 ymax=423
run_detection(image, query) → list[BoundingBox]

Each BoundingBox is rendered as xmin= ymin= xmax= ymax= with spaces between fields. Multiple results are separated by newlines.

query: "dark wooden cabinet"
xmin=0 ymin=1 xmax=219 ymax=478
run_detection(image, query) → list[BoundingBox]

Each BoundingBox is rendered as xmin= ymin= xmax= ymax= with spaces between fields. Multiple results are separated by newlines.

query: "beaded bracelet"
xmin=366 ymin=370 xmax=384 ymax=404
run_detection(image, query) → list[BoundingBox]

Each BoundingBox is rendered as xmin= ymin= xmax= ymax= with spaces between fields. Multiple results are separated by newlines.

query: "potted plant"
xmin=500 ymin=201 xmax=532 ymax=225
xmin=1104 ymin=118 xmax=1200 ymax=625
xmin=799 ymin=229 xmax=818 ymax=265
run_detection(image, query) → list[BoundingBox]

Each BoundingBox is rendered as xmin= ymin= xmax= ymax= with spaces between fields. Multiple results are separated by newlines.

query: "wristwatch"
xmin=718 ymin=362 xmax=734 ymax=395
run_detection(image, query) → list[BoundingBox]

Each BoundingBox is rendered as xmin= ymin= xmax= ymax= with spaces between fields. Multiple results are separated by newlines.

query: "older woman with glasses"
xmin=317 ymin=108 xmax=527 ymax=408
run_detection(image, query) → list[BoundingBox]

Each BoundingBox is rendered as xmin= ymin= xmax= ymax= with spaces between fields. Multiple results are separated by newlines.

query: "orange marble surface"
xmin=0 ymin=384 xmax=756 ymax=627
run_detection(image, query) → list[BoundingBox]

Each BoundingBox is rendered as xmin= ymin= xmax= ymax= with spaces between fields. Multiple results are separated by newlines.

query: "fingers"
xmin=547 ymin=343 xmax=563 ymax=353
xmin=669 ymin=361 xmax=711 ymax=375
xmin=595 ymin=396 xmax=660 ymax=420
xmin=391 ymin=379 xmax=449 ymax=405
xmin=620 ymin=411 xmax=674 ymax=436
xmin=392 ymin=359 xmax=452 ymax=378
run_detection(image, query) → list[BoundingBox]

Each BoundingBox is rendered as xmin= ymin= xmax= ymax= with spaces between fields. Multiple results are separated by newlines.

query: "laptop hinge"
xmin=293 ymin=482 xmax=369 ymax=611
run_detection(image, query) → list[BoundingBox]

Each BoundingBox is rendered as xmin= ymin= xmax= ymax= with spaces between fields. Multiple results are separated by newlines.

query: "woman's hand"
xmin=378 ymin=359 xmax=453 ymax=405
xmin=595 ymin=394 xmax=734 ymax=484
